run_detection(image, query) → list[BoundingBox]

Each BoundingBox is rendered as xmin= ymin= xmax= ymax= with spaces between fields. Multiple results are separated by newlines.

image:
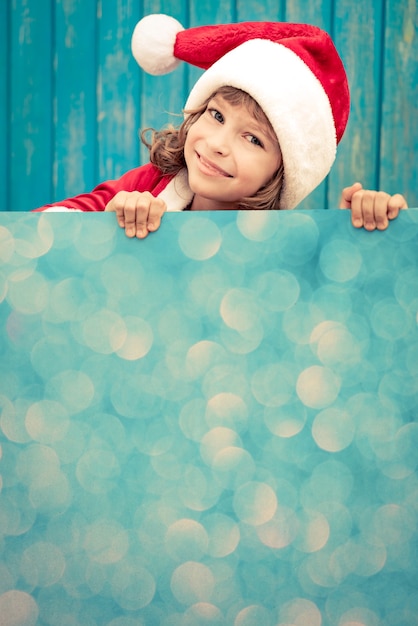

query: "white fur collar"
xmin=157 ymin=168 xmax=194 ymax=211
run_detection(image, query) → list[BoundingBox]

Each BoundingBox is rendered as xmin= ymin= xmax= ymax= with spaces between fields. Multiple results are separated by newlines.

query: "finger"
xmin=135 ymin=193 xmax=154 ymax=238
xmin=104 ymin=193 xmax=125 ymax=224
xmin=114 ymin=205 xmax=127 ymax=229
xmin=112 ymin=193 xmax=130 ymax=229
xmin=359 ymin=190 xmax=378 ymax=231
xmin=121 ymin=197 xmax=140 ymax=238
xmin=387 ymin=194 xmax=408 ymax=219
xmin=104 ymin=200 xmax=116 ymax=212
xmin=373 ymin=191 xmax=391 ymax=231
xmin=339 ymin=182 xmax=363 ymax=209
xmin=372 ymin=191 xmax=406 ymax=230
xmin=350 ymin=190 xmax=366 ymax=228
xmin=147 ymin=197 xmax=167 ymax=232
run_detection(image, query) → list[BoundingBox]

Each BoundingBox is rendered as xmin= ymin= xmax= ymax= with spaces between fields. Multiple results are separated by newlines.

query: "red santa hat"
xmin=131 ymin=14 xmax=350 ymax=209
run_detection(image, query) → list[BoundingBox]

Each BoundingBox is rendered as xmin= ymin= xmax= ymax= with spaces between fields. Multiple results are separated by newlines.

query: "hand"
xmin=339 ymin=182 xmax=408 ymax=231
xmin=105 ymin=191 xmax=167 ymax=238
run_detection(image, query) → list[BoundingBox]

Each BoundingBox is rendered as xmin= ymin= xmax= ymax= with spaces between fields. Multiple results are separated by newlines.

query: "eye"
xmin=246 ymin=134 xmax=264 ymax=148
xmin=209 ymin=108 xmax=224 ymax=123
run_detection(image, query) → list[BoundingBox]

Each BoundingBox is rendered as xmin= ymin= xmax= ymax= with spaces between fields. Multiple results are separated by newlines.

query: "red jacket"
xmin=34 ymin=164 xmax=193 ymax=212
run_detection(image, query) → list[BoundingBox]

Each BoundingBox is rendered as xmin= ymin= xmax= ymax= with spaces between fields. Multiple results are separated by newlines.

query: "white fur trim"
xmin=131 ymin=14 xmax=184 ymax=75
xmin=158 ymin=169 xmax=194 ymax=211
xmin=185 ymin=39 xmax=336 ymax=209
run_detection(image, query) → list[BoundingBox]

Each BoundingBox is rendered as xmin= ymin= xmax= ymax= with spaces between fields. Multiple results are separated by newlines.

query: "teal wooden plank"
xmin=0 ymin=2 xmax=9 ymax=210
xmin=327 ymin=0 xmax=385 ymax=208
xmin=285 ymin=0 xmax=332 ymax=28
xmin=380 ymin=0 xmax=418 ymax=207
xmin=10 ymin=0 xmax=53 ymax=211
xmin=282 ymin=0 xmax=334 ymax=211
xmin=97 ymin=0 xmax=142 ymax=181
xmin=236 ymin=0 xmax=285 ymax=22
xmin=186 ymin=0 xmax=236 ymax=91
xmin=189 ymin=0 xmax=235 ymax=26
xmin=139 ymin=0 xmax=190 ymax=165
xmin=53 ymin=0 xmax=98 ymax=202
xmin=5 ymin=1 xmax=415 ymax=212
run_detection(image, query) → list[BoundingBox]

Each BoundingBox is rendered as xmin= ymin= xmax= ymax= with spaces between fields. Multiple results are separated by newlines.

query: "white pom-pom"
xmin=131 ymin=14 xmax=184 ymax=75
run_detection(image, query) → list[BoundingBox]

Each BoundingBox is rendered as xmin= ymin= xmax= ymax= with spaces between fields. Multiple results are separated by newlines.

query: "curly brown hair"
xmin=141 ymin=86 xmax=284 ymax=211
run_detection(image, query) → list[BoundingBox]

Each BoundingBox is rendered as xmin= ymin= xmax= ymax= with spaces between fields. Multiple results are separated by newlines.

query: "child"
xmin=35 ymin=14 xmax=407 ymax=238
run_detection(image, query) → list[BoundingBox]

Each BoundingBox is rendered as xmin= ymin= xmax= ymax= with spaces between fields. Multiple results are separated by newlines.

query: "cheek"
xmin=261 ymin=154 xmax=281 ymax=184
xmin=242 ymin=154 xmax=274 ymax=183
xmin=184 ymin=123 xmax=200 ymax=152
xmin=183 ymin=131 xmax=194 ymax=164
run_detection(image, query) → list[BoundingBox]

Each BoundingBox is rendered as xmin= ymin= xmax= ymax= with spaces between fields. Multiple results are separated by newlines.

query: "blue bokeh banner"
xmin=1 ymin=210 xmax=418 ymax=625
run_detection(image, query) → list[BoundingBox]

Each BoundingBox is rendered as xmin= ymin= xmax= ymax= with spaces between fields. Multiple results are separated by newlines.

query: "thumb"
xmin=339 ymin=182 xmax=363 ymax=209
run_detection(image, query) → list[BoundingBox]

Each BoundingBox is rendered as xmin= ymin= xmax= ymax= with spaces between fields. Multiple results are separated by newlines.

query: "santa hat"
xmin=131 ymin=15 xmax=350 ymax=209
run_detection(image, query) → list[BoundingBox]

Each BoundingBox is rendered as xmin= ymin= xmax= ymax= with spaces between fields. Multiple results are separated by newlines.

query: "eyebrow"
xmin=207 ymin=96 xmax=223 ymax=109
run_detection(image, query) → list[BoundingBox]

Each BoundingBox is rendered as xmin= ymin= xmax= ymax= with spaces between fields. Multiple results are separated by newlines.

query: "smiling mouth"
xmin=197 ymin=153 xmax=233 ymax=178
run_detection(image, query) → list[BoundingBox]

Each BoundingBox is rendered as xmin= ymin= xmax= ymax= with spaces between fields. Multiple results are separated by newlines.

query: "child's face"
xmin=184 ymin=94 xmax=282 ymax=210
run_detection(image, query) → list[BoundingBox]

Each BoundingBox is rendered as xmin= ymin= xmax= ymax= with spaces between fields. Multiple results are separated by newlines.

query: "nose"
xmin=206 ymin=126 xmax=231 ymax=156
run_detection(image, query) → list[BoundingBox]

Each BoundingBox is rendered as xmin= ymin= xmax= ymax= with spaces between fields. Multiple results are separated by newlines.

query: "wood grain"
xmin=3 ymin=0 xmax=417 ymax=211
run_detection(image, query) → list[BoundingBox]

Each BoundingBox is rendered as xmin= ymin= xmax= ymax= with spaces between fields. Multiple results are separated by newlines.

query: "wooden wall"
xmin=1 ymin=0 xmax=417 ymax=212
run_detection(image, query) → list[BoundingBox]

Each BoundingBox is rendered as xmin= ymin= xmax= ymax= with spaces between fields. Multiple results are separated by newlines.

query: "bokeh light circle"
xmin=0 ymin=590 xmax=38 ymax=626
xmin=236 ymin=211 xmax=279 ymax=241
xmin=80 ymin=309 xmax=127 ymax=354
xmin=179 ymin=218 xmax=222 ymax=260
xmin=312 ymin=408 xmax=355 ymax=452
xmin=20 ymin=542 xmax=65 ymax=587
xmin=165 ymin=519 xmax=209 ymax=562
xmin=251 ymin=363 xmax=295 ymax=407
xmin=233 ymin=481 xmax=277 ymax=526
xmin=296 ymin=365 xmax=341 ymax=409
xmin=115 ymin=316 xmax=153 ymax=360
xmin=204 ymin=513 xmax=240 ymax=558
xmin=7 ymin=272 xmax=48 ymax=314
xmin=320 ymin=239 xmax=362 ymax=282
xmin=25 ymin=400 xmax=69 ymax=444
xmin=171 ymin=561 xmax=215 ymax=606
xmin=254 ymin=269 xmax=300 ymax=311
xmin=234 ymin=604 xmax=273 ymax=626
xmin=220 ymin=288 xmax=260 ymax=331
xmin=111 ymin=561 xmax=156 ymax=610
